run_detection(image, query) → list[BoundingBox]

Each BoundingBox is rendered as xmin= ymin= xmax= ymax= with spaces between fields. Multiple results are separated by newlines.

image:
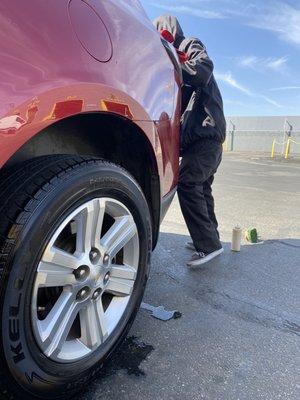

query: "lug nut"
xmin=103 ymin=272 xmax=110 ymax=284
xmin=92 ymin=289 xmax=102 ymax=300
xmin=103 ymin=254 xmax=110 ymax=265
xmin=76 ymin=286 xmax=90 ymax=301
xmin=90 ymin=251 xmax=97 ymax=260
xmin=74 ymin=265 xmax=90 ymax=281
xmin=89 ymin=248 xmax=100 ymax=264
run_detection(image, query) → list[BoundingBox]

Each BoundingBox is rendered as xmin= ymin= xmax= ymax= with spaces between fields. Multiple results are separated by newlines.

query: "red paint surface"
xmin=69 ymin=0 xmax=113 ymax=62
xmin=0 ymin=0 xmax=180 ymax=195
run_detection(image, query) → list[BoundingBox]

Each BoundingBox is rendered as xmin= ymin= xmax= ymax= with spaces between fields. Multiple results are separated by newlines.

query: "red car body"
xmin=0 ymin=0 xmax=180 ymax=244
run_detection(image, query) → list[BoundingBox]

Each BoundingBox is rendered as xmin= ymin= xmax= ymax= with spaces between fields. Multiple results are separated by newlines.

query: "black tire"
xmin=0 ymin=155 xmax=152 ymax=399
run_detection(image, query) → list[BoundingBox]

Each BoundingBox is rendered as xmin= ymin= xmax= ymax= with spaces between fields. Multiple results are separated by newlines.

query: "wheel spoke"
xmin=36 ymin=261 xmax=76 ymax=287
xmin=38 ymin=291 xmax=78 ymax=357
xmin=80 ymin=299 xmax=108 ymax=349
xmin=110 ymin=264 xmax=137 ymax=280
xmin=101 ymin=216 xmax=137 ymax=258
xmin=75 ymin=199 xmax=105 ymax=254
xmin=105 ymin=276 xmax=135 ymax=296
xmin=43 ymin=245 xmax=79 ymax=270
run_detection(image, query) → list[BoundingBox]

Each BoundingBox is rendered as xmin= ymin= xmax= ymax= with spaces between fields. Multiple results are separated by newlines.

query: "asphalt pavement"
xmin=81 ymin=153 xmax=300 ymax=400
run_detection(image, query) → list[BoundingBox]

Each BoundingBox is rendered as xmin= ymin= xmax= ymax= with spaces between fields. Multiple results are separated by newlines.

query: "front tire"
xmin=0 ymin=156 xmax=151 ymax=399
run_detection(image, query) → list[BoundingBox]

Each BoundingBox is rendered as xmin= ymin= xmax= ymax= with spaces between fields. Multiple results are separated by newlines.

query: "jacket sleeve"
xmin=181 ymin=38 xmax=214 ymax=87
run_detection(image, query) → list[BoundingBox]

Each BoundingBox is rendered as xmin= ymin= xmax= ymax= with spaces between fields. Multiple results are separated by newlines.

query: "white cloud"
xmin=246 ymin=2 xmax=300 ymax=46
xmin=215 ymin=71 xmax=282 ymax=108
xmin=237 ymin=55 xmax=288 ymax=73
xmin=238 ymin=56 xmax=257 ymax=68
xmin=260 ymin=95 xmax=282 ymax=108
xmin=266 ymin=57 xmax=288 ymax=71
xmin=215 ymin=72 xmax=252 ymax=95
xmin=149 ymin=3 xmax=226 ymax=19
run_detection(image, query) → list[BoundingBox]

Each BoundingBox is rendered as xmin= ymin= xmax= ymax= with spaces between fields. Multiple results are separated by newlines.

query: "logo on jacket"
xmin=202 ymin=107 xmax=216 ymax=127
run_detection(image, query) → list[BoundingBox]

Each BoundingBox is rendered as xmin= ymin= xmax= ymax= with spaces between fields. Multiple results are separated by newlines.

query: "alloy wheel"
xmin=31 ymin=197 xmax=139 ymax=363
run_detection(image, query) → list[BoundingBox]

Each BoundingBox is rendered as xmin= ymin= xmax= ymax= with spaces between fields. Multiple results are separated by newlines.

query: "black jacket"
xmin=154 ymin=16 xmax=226 ymax=150
xmin=179 ymin=37 xmax=226 ymax=150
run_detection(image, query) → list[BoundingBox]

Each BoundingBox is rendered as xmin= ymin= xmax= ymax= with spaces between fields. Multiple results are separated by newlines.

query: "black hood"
xmin=153 ymin=15 xmax=184 ymax=46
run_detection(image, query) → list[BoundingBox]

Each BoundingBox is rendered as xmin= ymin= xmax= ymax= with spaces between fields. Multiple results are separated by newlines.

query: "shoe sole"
xmin=187 ymin=248 xmax=224 ymax=267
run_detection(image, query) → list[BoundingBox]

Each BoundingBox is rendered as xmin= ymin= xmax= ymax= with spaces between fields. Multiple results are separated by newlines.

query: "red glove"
xmin=176 ymin=49 xmax=189 ymax=63
xmin=160 ymin=29 xmax=174 ymax=44
xmin=159 ymin=30 xmax=189 ymax=63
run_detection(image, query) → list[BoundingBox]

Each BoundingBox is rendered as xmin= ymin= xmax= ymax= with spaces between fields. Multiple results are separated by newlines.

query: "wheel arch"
xmin=2 ymin=112 xmax=161 ymax=248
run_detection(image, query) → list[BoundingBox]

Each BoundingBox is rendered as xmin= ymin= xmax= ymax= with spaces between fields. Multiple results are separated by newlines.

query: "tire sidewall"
xmin=1 ymin=163 xmax=151 ymax=399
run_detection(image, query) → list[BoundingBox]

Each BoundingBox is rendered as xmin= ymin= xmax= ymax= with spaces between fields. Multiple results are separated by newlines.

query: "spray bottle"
xmin=231 ymin=224 xmax=242 ymax=252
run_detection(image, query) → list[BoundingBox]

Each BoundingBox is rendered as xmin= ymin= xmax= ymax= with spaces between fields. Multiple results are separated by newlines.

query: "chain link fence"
xmin=224 ymin=117 xmax=300 ymax=156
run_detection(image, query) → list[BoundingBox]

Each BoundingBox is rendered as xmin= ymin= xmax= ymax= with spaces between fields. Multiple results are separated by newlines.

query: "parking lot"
xmin=80 ymin=153 xmax=300 ymax=400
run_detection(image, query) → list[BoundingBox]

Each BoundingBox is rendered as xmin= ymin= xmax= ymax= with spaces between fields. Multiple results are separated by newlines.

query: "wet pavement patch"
xmin=101 ymin=336 xmax=154 ymax=377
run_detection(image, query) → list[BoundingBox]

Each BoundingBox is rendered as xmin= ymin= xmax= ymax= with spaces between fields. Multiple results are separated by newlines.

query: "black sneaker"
xmin=187 ymin=248 xmax=224 ymax=267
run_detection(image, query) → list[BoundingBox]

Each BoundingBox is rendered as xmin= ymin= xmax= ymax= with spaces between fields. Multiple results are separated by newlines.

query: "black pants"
xmin=178 ymin=139 xmax=222 ymax=254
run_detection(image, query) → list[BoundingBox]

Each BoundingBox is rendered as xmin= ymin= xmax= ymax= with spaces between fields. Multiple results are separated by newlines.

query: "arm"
xmin=180 ymin=38 xmax=214 ymax=87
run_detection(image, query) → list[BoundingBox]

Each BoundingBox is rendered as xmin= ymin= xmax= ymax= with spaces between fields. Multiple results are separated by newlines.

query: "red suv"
xmin=0 ymin=1 xmax=180 ymax=399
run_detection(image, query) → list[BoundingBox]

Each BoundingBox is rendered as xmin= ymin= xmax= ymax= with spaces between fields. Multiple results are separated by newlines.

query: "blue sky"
xmin=140 ymin=0 xmax=300 ymax=116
